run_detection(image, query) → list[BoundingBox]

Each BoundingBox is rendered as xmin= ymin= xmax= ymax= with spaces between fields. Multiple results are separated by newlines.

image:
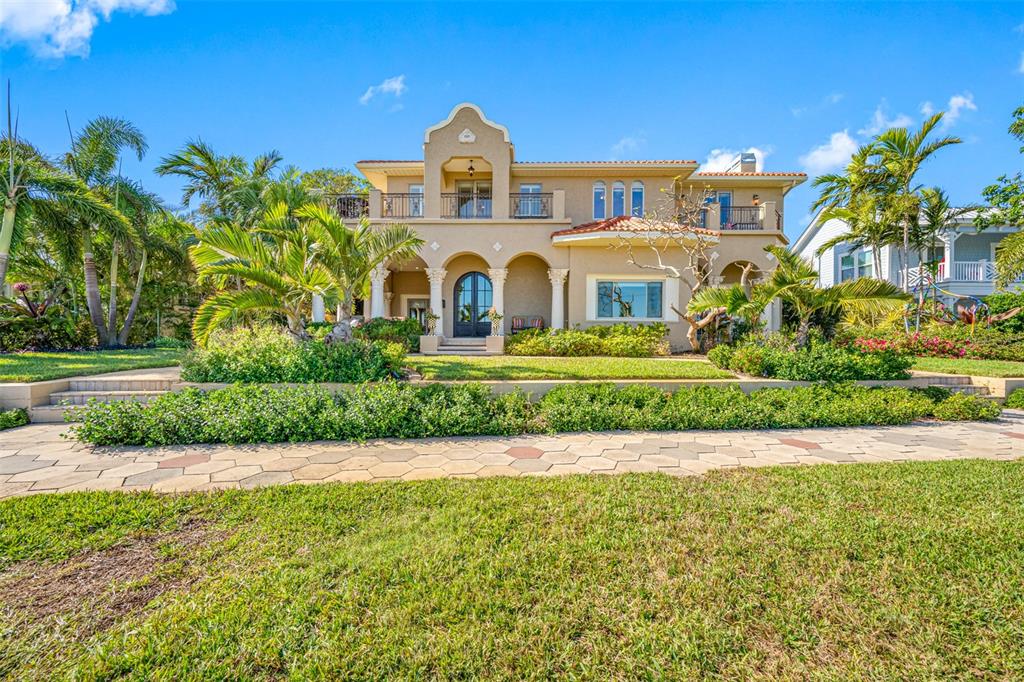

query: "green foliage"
xmin=984 ymin=292 xmax=1024 ymax=333
xmin=0 ymin=309 xmax=95 ymax=352
xmin=506 ymin=323 xmax=669 ymax=357
xmin=1005 ymin=388 xmax=1024 ymax=409
xmin=0 ymin=408 xmax=28 ymax=430
xmin=707 ymin=334 xmax=912 ymax=381
xmin=180 ymin=325 xmax=404 ymax=383
xmin=930 ymin=392 xmax=1002 ymax=422
xmin=70 ymin=382 xmax=991 ymax=447
xmin=409 ymin=356 xmax=733 ymax=381
xmin=150 ymin=336 xmax=190 ymax=349
xmin=849 ymin=321 xmax=1024 ymax=362
xmin=354 ymin=317 xmax=422 ymax=352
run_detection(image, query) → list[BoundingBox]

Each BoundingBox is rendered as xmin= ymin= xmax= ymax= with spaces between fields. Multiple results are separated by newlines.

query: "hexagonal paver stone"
xmin=441 ymin=460 xmax=484 ymax=475
xmin=308 ymin=450 xmax=354 ymax=464
xmin=621 ymin=443 xmax=662 ymax=456
xmin=540 ymin=451 xmax=581 ymax=465
xmin=260 ymin=458 xmax=309 ymax=472
xmin=291 ymin=463 xmax=342 ymax=480
xmin=30 ymin=470 xmax=99 ymax=491
xmin=123 ymin=467 xmax=184 ymax=487
xmin=409 ymin=454 xmax=449 ymax=469
xmin=476 ymin=452 xmax=514 ymax=466
xmin=376 ymin=449 xmax=418 ymax=463
xmin=151 ymin=474 xmax=211 ymax=493
xmin=240 ymin=471 xmax=294 ymax=488
xmin=547 ymin=464 xmax=589 ymax=476
xmin=401 ymin=467 xmax=446 ymax=481
xmin=641 ymin=438 xmax=679 ymax=449
xmin=614 ymin=460 xmax=660 ymax=473
xmin=576 ymin=456 xmax=616 ymax=471
xmin=368 ymin=462 xmax=413 ymax=478
xmin=443 ymin=448 xmax=481 ymax=460
xmin=0 ymin=456 xmax=53 ymax=476
xmin=778 ymin=438 xmax=821 ymax=450
xmin=476 ymin=464 xmax=520 ymax=478
xmin=506 ymin=446 xmax=543 ymax=459
xmin=338 ymin=456 xmax=383 ymax=471
xmin=211 ymin=465 xmax=264 ymax=482
xmin=157 ymin=453 xmax=211 ymax=469
xmin=510 ymin=458 xmax=551 ymax=473
xmin=326 ymin=469 xmax=373 ymax=483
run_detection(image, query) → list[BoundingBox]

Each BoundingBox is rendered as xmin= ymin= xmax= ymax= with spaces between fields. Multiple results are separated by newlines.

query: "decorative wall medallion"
xmin=430 ymin=241 xmax=441 ymax=251
xmin=492 ymin=242 xmax=502 ymax=252
xmin=458 ymin=128 xmax=476 ymax=143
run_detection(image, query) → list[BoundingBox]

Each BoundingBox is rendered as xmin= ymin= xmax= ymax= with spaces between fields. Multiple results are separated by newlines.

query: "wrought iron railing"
xmin=441 ymin=192 xmax=492 ymax=219
xmin=510 ymin=192 xmax=553 ymax=219
xmin=333 ymin=194 xmax=369 ymax=219
xmin=720 ymin=206 xmax=764 ymax=230
xmin=382 ymin=193 xmax=425 ymax=218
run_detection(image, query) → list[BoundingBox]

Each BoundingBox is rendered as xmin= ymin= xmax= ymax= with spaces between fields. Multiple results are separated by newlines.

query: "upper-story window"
xmin=612 ymin=181 xmax=625 ymax=216
xmin=840 ymin=250 xmax=873 ymax=281
xmin=631 ymin=181 xmax=644 ymax=217
xmin=409 ymin=183 xmax=423 ymax=218
xmin=517 ymin=183 xmax=543 ymax=218
xmin=593 ymin=181 xmax=606 ymax=220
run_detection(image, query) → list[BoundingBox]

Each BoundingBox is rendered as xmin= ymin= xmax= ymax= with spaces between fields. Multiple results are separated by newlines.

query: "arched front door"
xmin=453 ymin=271 xmax=492 ymax=337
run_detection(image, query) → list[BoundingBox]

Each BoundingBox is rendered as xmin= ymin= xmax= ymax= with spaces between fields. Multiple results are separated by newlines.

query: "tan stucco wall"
xmin=504 ymin=254 xmax=551 ymax=333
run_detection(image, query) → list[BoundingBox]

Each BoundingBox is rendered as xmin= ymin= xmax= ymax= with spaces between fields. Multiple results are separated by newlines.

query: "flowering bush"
xmin=709 ymin=334 xmax=912 ymax=381
xmin=853 ymin=334 xmax=966 ymax=358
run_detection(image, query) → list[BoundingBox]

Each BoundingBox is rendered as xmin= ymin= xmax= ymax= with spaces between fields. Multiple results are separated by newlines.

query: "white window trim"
xmin=611 ymin=181 xmax=626 ymax=217
xmin=585 ymin=273 xmax=679 ymax=322
xmin=593 ymin=181 xmax=607 ymax=220
xmin=631 ymin=181 xmax=644 ymax=216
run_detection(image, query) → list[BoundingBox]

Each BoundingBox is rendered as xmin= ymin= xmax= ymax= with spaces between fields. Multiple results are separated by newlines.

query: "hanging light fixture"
xmin=467 ymin=159 xmax=475 ymax=177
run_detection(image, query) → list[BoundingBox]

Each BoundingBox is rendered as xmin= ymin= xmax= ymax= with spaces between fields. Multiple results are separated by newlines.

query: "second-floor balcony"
xmin=700 ymin=205 xmax=782 ymax=231
xmin=441 ymin=192 xmax=492 ymax=219
xmin=901 ymin=260 xmax=1024 ymax=287
xmin=337 ymin=191 xmax=558 ymax=220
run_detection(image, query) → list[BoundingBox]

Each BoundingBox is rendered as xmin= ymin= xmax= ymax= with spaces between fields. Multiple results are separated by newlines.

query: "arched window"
xmin=631 ymin=181 xmax=644 ymax=216
xmin=612 ymin=181 xmax=625 ymax=216
xmin=593 ymin=181 xmax=606 ymax=220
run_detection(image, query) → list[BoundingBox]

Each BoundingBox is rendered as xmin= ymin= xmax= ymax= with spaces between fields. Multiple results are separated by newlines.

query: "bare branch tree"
xmin=612 ymin=179 xmax=740 ymax=350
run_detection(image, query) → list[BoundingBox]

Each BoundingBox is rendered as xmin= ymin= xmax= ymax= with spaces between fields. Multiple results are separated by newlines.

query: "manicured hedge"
xmin=354 ymin=318 xmax=423 ymax=352
xmin=180 ymin=325 xmax=405 ymax=383
xmin=69 ymin=382 xmax=998 ymax=447
xmin=0 ymin=408 xmax=28 ymax=431
xmin=708 ymin=337 xmax=912 ymax=382
xmin=1006 ymin=388 xmax=1024 ymax=409
xmin=506 ymin=323 xmax=670 ymax=357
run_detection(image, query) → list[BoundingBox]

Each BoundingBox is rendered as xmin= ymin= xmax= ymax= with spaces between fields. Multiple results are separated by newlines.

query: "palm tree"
xmin=872 ymin=113 xmax=961 ymax=292
xmin=994 ymin=232 xmax=1024 ymax=289
xmin=296 ymin=204 xmax=423 ymax=342
xmin=189 ymin=202 xmax=333 ymax=345
xmin=913 ymin=188 xmax=977 ymax=322
xmin=689 ymin=245 xmax=910 ymax=348
xmin=61 ymin=116 xmax=148 ymax=346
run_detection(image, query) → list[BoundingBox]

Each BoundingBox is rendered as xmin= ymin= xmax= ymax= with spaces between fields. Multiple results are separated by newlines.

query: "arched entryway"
xmin=453 ymin=271 xmax=492 ymax=337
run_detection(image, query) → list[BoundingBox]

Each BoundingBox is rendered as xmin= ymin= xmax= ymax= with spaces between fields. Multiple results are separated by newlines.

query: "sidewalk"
xmin=1 ymin=413 xmax=1022 ymax=498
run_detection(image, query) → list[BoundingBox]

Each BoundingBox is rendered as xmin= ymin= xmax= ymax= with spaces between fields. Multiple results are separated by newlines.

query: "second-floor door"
xmin=456 ymin=181 xmax=492 ymax=218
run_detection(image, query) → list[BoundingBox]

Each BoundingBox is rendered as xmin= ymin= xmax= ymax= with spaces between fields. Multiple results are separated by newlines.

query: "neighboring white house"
xmin=792 ymin=210 xmax=1023 ymax=303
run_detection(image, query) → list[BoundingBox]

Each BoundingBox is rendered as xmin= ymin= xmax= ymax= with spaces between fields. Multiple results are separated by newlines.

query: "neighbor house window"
xmin=593 ymin=181 xmax=606 ymax=219
xmin=841 ymin=251 xmax=872 ymax=281
xmin=840 ymin=254 xmax=856 ymax=282
xmin=631 ymin=181 xmax=644 ymax=216
xmin=596 ymin=280 xmax=663 ymax=319
xmin=857 ymin=251 xmax=873 ymax=278
xmin=612 ymin=181 xmax=625 ymax=216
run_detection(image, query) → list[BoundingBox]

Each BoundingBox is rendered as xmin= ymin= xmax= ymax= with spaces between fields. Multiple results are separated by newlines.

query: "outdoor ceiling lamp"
xmin=467 ymin=160 xmax=475 ymax=177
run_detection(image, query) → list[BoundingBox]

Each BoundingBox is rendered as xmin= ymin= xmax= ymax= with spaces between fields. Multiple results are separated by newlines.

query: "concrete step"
xmin=69 ymin=378 xmax=176 ymax=392
xmin=919 ymin=374 xmax=973 ymax=386
xmin=435 ymin=347 xmax=497 ymax=356
xmin=49 ymin=390 xmax=168 ymax=406
xmin=928 ymin=383 xmax=991 ymax=397
xmin=29 ymin=405 xmax=76 ymax=423
xmin=440 ymin=337 xmax=488 ymax=346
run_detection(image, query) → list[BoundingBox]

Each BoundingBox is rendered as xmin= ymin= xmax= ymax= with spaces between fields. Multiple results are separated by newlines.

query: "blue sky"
xmin=2 ymin=1 xmax=1023 ymax=239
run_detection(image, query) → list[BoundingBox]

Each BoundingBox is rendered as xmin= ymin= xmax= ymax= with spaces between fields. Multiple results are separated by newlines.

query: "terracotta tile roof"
xmin=517 ymin=160 xmax=697 ymax=165
xmin=551 ymin=215 xmax=719 ymax=238
xmin=694 ymin=171 xmax=806 ymax=177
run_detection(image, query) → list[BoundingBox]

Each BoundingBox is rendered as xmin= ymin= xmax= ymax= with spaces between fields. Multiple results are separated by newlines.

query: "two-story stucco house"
xmin=330 ymin=103 xmax=805 ymax=351
xmin=793 ymin=210 xmax=1023 ymax=304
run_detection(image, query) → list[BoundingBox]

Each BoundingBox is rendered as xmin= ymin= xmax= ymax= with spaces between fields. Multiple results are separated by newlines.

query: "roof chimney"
xmin=739 ymin=152 xmax=757 ymax=173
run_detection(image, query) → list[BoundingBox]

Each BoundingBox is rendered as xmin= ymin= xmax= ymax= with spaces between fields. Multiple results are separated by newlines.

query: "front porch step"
xmin=69 ymin=378 xmax=176 ymax=392
xmin=49 ymin=390 xmax=168 ymax=406
xmin=927 ymin=383 xmax=991 ymax=397
xmin=441 ymin=337 xmax=488 ymax=346
xmin=29 ymin=405 xmax=75 ymax=423
xmin=434 ymin=347 xmax=498 ymax=356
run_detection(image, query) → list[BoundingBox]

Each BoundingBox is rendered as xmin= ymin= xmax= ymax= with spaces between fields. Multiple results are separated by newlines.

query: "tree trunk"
xmin=82 ymin=230 xmax=109 ymax=346
xmin=0 ymin=199 xmax=16 ymax=289
xmin=872 ymin=246 xmax=882 ymax=281
xmin=680 ymin=306 xmax=724 ymax=353
xmin=794 ymin=318 xmax=812 ymax=349
xmin=117 ymin=249 xmax=147 ymax=346
xmin=106 ymin=243 xmax=119 ymax=343
xmin=326 ymin=295 xmax=355 ymax=344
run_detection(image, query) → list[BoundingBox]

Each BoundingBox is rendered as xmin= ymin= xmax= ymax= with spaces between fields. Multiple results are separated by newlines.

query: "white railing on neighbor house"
xmin=901 ymin=260 xmax=1024 ymax=287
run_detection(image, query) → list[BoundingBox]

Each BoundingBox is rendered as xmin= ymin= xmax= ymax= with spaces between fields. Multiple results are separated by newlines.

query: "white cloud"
xmin=610 ymin=132 xmax=646 ymax=159
xmin=359 ymin=75 xmax=407 ymax=105
xmin=858 ymin=101 xmax=913 ymax=136
xmin=942 ymin=92 xmax=977 ymax=128
xmin=920 ymin=101 xmax=935 ymax=117
xmin=0 ymin=0 xmax=173 ymax=58
xmin=799 ymin=130 xmax=857 ymax=175
xmin=700 ymin=146 xmax=770 ymax=172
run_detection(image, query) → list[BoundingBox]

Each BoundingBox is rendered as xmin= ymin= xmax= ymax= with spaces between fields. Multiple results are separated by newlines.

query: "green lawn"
xmin=913 ymin=356 xmax=1024 ymax=378
xmin=0 ymin=348 xmax=184 ymax=383
xmin=2 ymin=461 xmax=1023 ymax=678
xmin=409 ymin=355 xmax=734 ymax=380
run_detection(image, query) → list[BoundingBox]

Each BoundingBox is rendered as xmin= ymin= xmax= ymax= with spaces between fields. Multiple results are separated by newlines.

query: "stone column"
xmin=311 ymin=295 xmax=325 ymax=323
xmin=548 ymin=268 xmax=569 ymax=330
xmin=369 ymin=264 xmax=389 ymax=319
xmin=488 ymin=268 xmax=508 ymax=335
xmin=426 ymin=268 xmax=447 ymax=336
xmin=384 ymin=292 xmax=393 ymax=318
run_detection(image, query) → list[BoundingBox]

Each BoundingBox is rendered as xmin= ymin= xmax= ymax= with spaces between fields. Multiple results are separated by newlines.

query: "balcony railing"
xmin=901 ymin=260 xmax=1024 ymax=286
xmin=510 ymin=192 xmax=553 ymax=219
xmin=382 ymin=193 xmax=424 ymax=218
xmin=333 ymin=194 xmax=368 ymax=219
xmin=697 ymin=205 xmax=780 ymax=230
xmin=441 ymin=192 xmax=492 ymax=219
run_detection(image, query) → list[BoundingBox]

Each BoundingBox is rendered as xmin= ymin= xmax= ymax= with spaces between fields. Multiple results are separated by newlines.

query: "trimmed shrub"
xmin=69 ymin=382 xmax=995 ymax=447
xmin=180 ymin=325 xmax=405 ymax=383
xmin=354 ymin=318 xmax=423 ymax=352
xmin=984 ymin=292 xmax=1024 ymax=334
xmin=0 ymin=408 xmax=28 ymax=431
xmin=0 ymin=310 xmax=95 ymax=352
xmin=506 ymin=323 xmax=669 ymax=357
xmin=1003 ymin=388 xmax=1024 ymax=409
xmin=850 ymin=323 xmax=1024 ymax=362
xmin=707 ymin=335 xmax=911 ymax=381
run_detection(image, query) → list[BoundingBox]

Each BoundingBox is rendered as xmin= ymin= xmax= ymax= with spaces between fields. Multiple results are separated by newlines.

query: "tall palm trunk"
xmin=117 ymin=249 xmax=147 ymax=346
xmin=0 ymin=199 xmax=16 ymax=288
xmin=82 ymin=229 xmax=110 ymax=346
xmin=106 ymin=242 xmax=119 ymax=342
xmin=872 ymin=246 xmax=882 ymax=281
xmin=794 ymin=317 xmax=813 ymax=349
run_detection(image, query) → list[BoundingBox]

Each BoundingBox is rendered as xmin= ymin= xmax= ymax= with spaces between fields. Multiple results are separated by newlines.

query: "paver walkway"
xmin=1 ymin=413 xmax=1022 ymax=498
